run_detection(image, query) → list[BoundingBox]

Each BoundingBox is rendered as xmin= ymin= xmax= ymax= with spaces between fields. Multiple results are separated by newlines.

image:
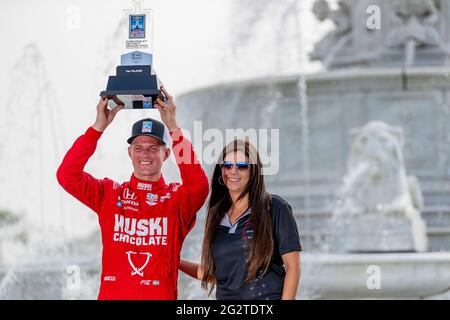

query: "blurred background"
xmin=0 ymin=0 xmax=449 ymax=299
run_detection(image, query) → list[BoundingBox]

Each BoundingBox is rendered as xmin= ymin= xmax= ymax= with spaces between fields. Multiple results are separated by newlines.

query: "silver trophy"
xmin=100 ymin=0 xmax=163 ymax=109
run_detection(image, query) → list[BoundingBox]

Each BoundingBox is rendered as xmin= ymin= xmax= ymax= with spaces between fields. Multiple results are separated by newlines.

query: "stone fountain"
xmin=177 ymin=0 xmax=450 ymax=299
xmin=303 ymin=120 xmax=450 ymax=299
xmin=1 ymin=0 xmax=450 ymax=299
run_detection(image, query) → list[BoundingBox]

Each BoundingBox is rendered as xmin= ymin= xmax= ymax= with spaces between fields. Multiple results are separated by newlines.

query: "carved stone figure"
xmin=333 ymin=121 xmax=428 ymax=252
xmin=387 ymin=0 xmax=443 ymax=65
xmin=310 ymin=0 xmax=352 ymax=67
xmin=311 ymin=0 xmax=450 ymax=68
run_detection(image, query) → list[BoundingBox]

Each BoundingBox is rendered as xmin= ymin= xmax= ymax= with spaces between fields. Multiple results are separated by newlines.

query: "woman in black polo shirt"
xmin=179 ymin=139 xmax=302 ymax=300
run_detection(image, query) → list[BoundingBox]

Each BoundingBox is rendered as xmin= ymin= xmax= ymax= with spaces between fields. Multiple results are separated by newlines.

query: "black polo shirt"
xmin=211 ymin=194 xmax=302 ymax=300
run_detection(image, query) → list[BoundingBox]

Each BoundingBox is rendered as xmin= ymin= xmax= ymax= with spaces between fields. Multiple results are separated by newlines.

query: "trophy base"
xmin=101 ymin=93 xmax=158 ymax=109
xmin=100 ymin=65 xmax=163 ymax=109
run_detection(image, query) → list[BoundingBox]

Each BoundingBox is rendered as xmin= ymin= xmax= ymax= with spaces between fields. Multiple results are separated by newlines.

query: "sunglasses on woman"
xmin=220 ymin=161 xmax=250 ymax=170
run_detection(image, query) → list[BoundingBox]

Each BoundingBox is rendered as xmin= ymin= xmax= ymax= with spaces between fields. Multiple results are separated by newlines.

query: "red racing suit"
xmin=57 ymin=127 xmax=209 ymax=300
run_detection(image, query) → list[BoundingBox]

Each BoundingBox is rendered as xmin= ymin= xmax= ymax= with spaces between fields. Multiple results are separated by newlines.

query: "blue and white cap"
xmin=127 ymin=118 xmax=167 ymax=145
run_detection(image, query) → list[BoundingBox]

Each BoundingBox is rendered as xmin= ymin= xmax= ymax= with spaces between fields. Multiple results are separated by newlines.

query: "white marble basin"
xmin=299 ymin=252 xmax=450 ymax=299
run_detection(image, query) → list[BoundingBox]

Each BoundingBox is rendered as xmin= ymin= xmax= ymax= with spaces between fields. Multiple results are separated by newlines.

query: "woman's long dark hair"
xmin=200 ymin=139 xmax=273 ymax=294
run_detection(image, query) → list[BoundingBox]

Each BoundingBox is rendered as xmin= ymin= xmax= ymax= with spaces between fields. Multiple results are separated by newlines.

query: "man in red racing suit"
xmin=57 ymin=87 xmax=209 ymax=299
